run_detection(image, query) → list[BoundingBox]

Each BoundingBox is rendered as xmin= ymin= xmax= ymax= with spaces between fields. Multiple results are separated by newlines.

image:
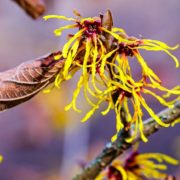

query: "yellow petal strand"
xmin=43 ymin=89 xmax=51 ymax=94
xmin=107 ymin=61 xmax=122 ymax=81
xmin=62 ymin=39 xmax=80 ymax=77
xmin=91 ymin=35 xmax=102 ymax=94
xmin=81 ymin=99 xmax=103 ymax=122
xmin=160 ymin=46 xmax=179 ymax=68
xmin=171 ymin=118 xmax=180 ymax=127
xmin=63 ymin=51 xmax=73 ymax=78
xmin=143 ymin=89 xmax=173 ymax=108
xmin=64 ymin=103 xmax=72 ymax=111
xmin=112 ymin=27 xmax=127 ymax=34
xmin=139 ymin=116 xmax=148 ymax=142
xmin=92 ymin=34 xmax=98 ymax=77
xmin=163 ymin=86 xmax=180 ymax=98
xmin=106 ymin=60 xmax=130 ymax=87
xmin=86 ymin=80 xmax=100 ymax=98
xmin=65 ymin=76 xmax=84 ymax=112
xmin=134 ymin=51 xmax=161 ymax=83
xmin=111 ymin=100 xmax=122 ymax=142
xmin=138 ymin=159 xmax=167 ymax=170
xmin=101 ymin=99 xmax=113 ymax=115
xmin=138 ymin=168 xmax=166 ymax=179
xmin=54 ymin=54 xmax=62 ymax=60
xmin=125 ymin=116 xmax=138 ymax=143
xmin=43 ymin=15 xmax=76 ymax=21
xmin=98 ymin=38 xmax=106 ymax=57
xmin=72 ymin=77 xmax=84 ymax=112
xmin=138 ymin=45 xmax=179 ymax=68
xmin=71 ymin=39 xmax=80 ymax=57
xmin=83 ymin=82 xmax=96 ymax=107
xmin=91 ymin=42 xmax=97 ymax=78
xmin=117 ymin=53 xmax=131 ymax=75
xmin=114 ymin=165 xmax=128 ymax=180
xmin=62 ymin=29 xmax=84 ymax=58
xmin=102 ymin=85 xmax=117 ymax=96
xmin=101 ymin=27 xmax=128 ymax=42
xmin=147 ymin=82 xmax=180 ymax=95
xmin=95 ymin=171 xmax=107 ymax=180
xmin=137 ymin=153 xmax=163 ymax=162
xmin=54 ymin=24 xmax=77 ymax=36
xmin=139 ymin=159 xmax=156 ymax=167
xmin=159 ymin=153 xmax=179 ymax=165
xmin=107 ymin=79 xmax=130 ymax=93
xmin=66 ymin=67 xmax=80 ymax=80
xmin=100 ymin=48 xmax=118 ymax=75
xmin=116 ymin=53 xmax=122 ymax=66
xmin=114 ymin=103 xmax=121 ymax=131
xmin=124 ymin=55 xmax=131 ymax=75
xmin=138 ymin=153 xmax=179 ymax=165
xmin=43 ymin=84 xmax=56 ymax=94
xmin=123 ymin=98 xmax=132 ymax=122
xmin=91 ymin=70 xmax=102 ymax=94
xmin=83 ymin=38 xmax=91 ymax=76
xmin=139 ymin=96 xmax=170 ymax=127
xmin=115 ymin=97 xmax=124 ymax=131
xmin=127 ymin=171 xmax=140 ymax=180
xmin=126 ymin=92 xmax=142 ymax=143
xmin=55 ymin=74 xmax=62 ymax=88
xmin=144 ymin=39 xmax=179 ymax=50
xmin=152 ymin=164 xmax=167 ymax=170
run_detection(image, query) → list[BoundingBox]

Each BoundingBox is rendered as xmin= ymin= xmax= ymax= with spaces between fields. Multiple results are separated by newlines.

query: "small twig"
xmin=73 ymin=101 xmax=180 ymax=180
xmin=12 ymin=0 xmax=46 ymax=19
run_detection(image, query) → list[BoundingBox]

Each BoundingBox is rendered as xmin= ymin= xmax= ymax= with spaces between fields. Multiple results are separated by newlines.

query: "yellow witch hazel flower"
xmin=44 ymin=10 xmax=115 ymax=81
xmin=103 ymin=30 xmax=179 ymax=83
xmin=100 ymin=39 xmax=180 ymax=142
xmin=43 ymin=10 xmax=127 ymax=112
xmin=44 ymin=10 xmax=180 ymax=142
xmin=99 ymin=38 xmax=180 ymax=142
xmin=96 ymin=150 xmax=179 ymax=180
xmin=98 ymin=74 xmax=177 ymax=142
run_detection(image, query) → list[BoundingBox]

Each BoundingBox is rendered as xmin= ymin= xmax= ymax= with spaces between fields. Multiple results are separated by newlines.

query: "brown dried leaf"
xmin=12 ymin=0 xmax=46 ymax=19
xmin=0 ymin=51 xmax=64 ymax=111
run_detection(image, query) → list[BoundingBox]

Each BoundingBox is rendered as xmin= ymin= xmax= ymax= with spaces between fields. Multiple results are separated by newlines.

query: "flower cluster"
xmin=44 ymin=10 xmax=180 ymax=142
xmin=96 ymin=150 xmax=179 ymax=180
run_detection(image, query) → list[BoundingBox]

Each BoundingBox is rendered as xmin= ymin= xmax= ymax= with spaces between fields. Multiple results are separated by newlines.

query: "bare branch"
xmin=73 ymin=101 xmax=180 ymax=180
xmin=12 ymin=0 xmax=46 ymax=19
xmin=0 ymin=51 xmax=64 ymax=111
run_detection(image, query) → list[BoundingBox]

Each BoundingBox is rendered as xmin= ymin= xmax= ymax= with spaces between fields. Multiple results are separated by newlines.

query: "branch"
xmin=12 ymin=0 xmax=46 ymax=19
xmin=73 ymin=101 xmax=180 ymax=180
xmin=0 ymin=51 xmax=64 ymax=111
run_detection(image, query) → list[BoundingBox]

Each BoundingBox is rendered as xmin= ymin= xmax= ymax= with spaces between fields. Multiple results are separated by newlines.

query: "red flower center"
xmin=108 ymin=166 xmax=123 ymax=180
xmin=78 ymin=20 xmax=102 ymax=37
xmin=118 ymin=42 xmax=140 ymax=56
xmin=125 ymin=151 xmax=140 ymax=170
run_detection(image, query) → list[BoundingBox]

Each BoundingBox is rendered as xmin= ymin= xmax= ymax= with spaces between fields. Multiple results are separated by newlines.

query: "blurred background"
xmin=0 ymin=0 xmax=179 ymax=179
